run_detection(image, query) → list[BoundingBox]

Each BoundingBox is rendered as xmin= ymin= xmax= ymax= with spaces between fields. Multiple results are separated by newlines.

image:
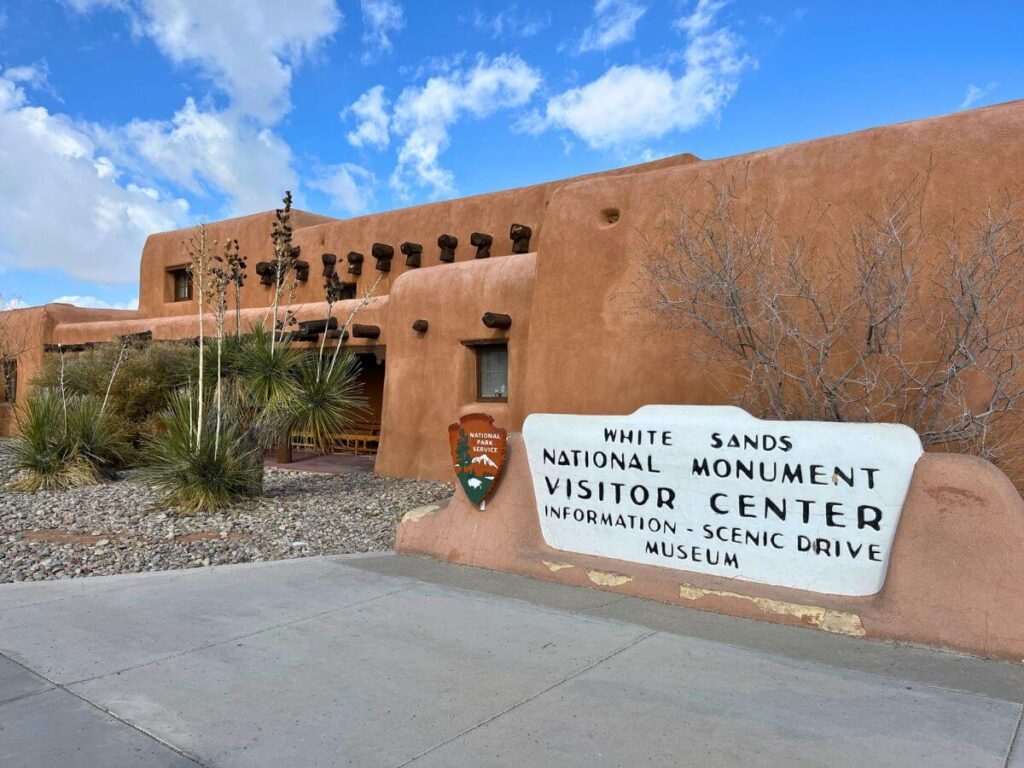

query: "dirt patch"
xmin=16 ymin=530 xmax=116 ymax=545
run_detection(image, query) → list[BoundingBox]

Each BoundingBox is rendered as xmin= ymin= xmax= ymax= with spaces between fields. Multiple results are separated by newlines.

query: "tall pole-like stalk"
xmin=211 ymin=240 xmax=232 ymax=457
xmin=100 ymin=341 xmax=128 ymax=417
xmin=197 ymin=234 xmax=205 ymax=449
xmin=58 ymin=345 xmax=67 ymax=432
xmin=186 ymin=223 xmax=211 ymax=450
xmin=318 ymin=272 xmax=345 ymax=379
xmin=328 ymin=274 xmax=385 ymax=378
xmin=269 ymin=192 xmax=294 ymax=356
xmin=215 ymin=334 xmax=222 ymax=455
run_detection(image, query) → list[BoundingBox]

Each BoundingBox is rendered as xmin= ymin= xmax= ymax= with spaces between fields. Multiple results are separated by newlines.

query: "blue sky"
xmin=0 ymin=0 xmax=1020 ymax=310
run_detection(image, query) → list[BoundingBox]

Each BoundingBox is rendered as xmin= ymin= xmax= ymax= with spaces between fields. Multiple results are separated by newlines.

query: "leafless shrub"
xmin=0 ymin=294 xmax=30 ymax=411
xmin=0 ymin=294 xmax=29 ymax=359
xmin=637 ymin=170 xmax=1024 ymax=480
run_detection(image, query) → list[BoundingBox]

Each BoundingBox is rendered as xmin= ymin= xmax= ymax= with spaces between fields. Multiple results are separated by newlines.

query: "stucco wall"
xmin=522 ymin=100 xmax=1024 ymax=419
xmin=137 ymin=210 xmax=336 ymax=320
xmin=375 ymin=254 xmax=536 ymax=479
xmin=135 ymin=153 xmax=700 ymax=323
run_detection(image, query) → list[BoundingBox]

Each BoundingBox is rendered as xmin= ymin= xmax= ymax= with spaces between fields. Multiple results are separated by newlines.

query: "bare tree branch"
xmin=637 ymin=169 xmax=1024 ymax=485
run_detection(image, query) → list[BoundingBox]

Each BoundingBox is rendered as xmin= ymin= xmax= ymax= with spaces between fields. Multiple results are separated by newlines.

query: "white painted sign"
xmin=523 ymin=406 xmax=923 ymax=596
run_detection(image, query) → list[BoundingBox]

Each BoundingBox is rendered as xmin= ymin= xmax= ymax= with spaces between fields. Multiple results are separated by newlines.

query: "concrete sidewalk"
xmin=1 ymin=554 xmax=1022 ymax=767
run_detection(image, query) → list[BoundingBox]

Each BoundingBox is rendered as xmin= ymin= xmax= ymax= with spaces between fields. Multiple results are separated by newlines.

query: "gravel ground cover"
xmin=0 ymin=441 xmax=452 ymax=583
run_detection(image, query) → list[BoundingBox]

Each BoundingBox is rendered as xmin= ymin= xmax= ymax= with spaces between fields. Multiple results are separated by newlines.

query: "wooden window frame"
xmin=473 ymin=342 xmax=509 ymax=403
xmin=169 ymin=267 xmax=193 ymax=302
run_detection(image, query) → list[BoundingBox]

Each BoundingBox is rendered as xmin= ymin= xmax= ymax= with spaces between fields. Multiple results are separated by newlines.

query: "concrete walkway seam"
xmin=0 ymin=651 xmax=207 ymax=767
xmin=1004 ymin=706 xmax=1024 ymax=768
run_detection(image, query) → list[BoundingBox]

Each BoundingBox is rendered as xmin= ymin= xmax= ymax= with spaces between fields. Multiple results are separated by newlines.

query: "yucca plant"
xmin=65 ymin=396 xmax=129 ymax=480
xmin=140 ymin=390 xmax=263 ymax=514
xmin=234 ymin=324 xmax=368 ymax=457
xmin=286 ymin=353 xmax=367 ymax=454
xmin=240 ymin=323 xmax=303 ymax=408
xmin=5 ymin=391 xmax=128 ymax=491
xmin=135 ymin=199 xmax=372 ymax=511
xmin=235 ymin=324 xmax=303 ymax=458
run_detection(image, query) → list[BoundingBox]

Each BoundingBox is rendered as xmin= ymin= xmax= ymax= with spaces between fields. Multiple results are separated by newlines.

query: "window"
xmin=2 ymin=359 xmax=16 ymax=404
xmin=476 ymin=344 xmax=508 ymax=402
xmin=170 ymin=268 xmax=193 ymax=302
xmin=340 ymin=282 xmax=356 ymax=300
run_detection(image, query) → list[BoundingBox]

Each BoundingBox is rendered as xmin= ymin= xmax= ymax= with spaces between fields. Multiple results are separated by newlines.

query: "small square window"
xmin=340 ymin=283 xmax=357 ymax=300
xmin=170 ymin=268 xmax=193 ymax=302
xmin=476 ymin=344 xmax=508 ymax=402
xmin=2 ymin=359 xmax=16 ymax=404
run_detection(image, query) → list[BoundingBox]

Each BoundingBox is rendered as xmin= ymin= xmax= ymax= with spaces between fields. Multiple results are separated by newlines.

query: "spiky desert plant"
xmin=286 ymin=353 xmax=367 ymax=454
xmin=5 ymin=392 xmax=128 ymax=491
xmin=232 ymin=324 xmax=367 ymax=456
xmin=5 ymin=391 xmax=81 ymax=490
xmin=241 ymin=324 xmax=302 ymax=404
xmin=67 ymin=396 xmax=129 ymax=480
xmin=140 ymin=390 xmax=263 ymax=514
xmin=229 ymin=323 xmax=301 ymax=452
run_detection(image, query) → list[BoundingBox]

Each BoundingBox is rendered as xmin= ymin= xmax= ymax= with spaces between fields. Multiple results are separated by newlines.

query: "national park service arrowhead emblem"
xmin=449 ymin=413 xmax=507 ymax=509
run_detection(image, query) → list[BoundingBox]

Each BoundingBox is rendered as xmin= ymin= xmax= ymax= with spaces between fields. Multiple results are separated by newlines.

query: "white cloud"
xmin=50 ymin=295 xmax=139 ymax=310
xmin=309 ymin=163 xmax=376 ymax=215
xmin=346 ymin=85 xmax=390 ymax=149
xmin=473 ymin=5 xmax=551 ymax=39
xmin=577 ymin=0 xmax=646 ymax=53
xmin=361 ymin=0 xmax=404 ymax=63
xmin=118 ymin=99 xmax=298 ymax=215
xmin=960 ymin=81 xmax=998 ymax=110
xmin=390 ymin=54 xmax=541 ymax=197
xmin=676 ymin=0 xmax=723 ymax=34
xmin=531 ymin=0 xmax=751 ymax=149
xmin=67 ymin=0 xmax=342 ymax=123
xmin=2 ymin=61 xmax=61 ymax=102
xmin=0 ymin=0 xmax=346 ymax=298
xmin=1 ymin=297 xmax=28 ymax=310
xmin=0 ymin=73 xmax=189 ymax=283
xmin=3 ymin=62 xmax=50 ymax=90
xmin=59 ymin=0 xmax=337 ymax=216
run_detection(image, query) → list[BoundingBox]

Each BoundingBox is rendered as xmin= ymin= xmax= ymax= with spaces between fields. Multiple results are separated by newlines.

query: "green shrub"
xmin=34 ymin=341 xmax=198 ymax=449
xmin=4 ymin=391 xmax=129 ymax=491
xmin=140 ymin=390 xmax=263 ymax=515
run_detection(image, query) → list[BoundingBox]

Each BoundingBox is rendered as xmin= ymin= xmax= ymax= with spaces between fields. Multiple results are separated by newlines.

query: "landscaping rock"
xmin=0 ymin=441 xmax=452 ymax=583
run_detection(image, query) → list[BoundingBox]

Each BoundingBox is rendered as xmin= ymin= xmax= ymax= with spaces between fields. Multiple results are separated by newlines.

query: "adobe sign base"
xmin=397 ymin=434 xmax=1024 ymax=663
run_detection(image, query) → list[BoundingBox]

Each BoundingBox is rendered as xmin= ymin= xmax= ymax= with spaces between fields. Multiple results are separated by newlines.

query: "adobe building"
xmin=4 ymin=102 xmax=1024 ymax=661
xmin=2 ymin=100 xmax=1024 ymax=485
